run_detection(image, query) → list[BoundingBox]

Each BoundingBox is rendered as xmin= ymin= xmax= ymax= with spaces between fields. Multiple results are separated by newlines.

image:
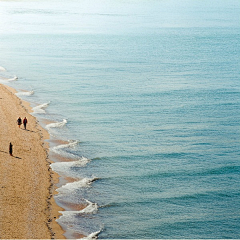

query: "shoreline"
xmin=0 ymin=83 xmax=65 ymax=239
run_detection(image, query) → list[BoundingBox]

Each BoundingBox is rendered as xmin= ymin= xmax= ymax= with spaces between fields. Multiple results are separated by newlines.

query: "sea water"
xmin=0 ymin=0 xmax=240 ymax=238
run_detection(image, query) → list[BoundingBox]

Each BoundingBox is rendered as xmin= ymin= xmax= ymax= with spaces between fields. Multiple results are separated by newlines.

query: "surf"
xmin=46 ymin=119 xmax=67 ymax=129
xmin=7 ymin=75 xmax=18 ymax=81
xmin=59 ymin=199 xmax=98 ymax=215
xmin=32 ymin=102 xmax=50 ymax=114
xmin=15 ymin=90 xmax=34 ymax=96
xmin=81 ymin=230 xmax=102 ymax=240
xmin=49 ymin=140 xmax=91 ymax=166
xmin=51 ymin=157 xmax=90 ymax=175
xmin=0 ymin=75 xmax=18 ymax=82
xmin=0 ymin=66 xmax=6 ymax=71
xmin=56 ymin=177 xmax=98 ymax=194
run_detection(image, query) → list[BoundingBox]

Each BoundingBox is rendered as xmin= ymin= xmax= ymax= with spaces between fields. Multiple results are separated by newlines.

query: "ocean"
xmin=0 ymin=0 xmax=240 ymax=238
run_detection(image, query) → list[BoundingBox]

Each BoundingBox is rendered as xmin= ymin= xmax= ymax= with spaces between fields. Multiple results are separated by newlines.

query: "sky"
xmin=0 ymin=0 xmax=239 ymax=34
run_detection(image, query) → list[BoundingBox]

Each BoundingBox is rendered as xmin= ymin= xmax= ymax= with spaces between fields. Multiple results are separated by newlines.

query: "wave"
xmin=7 ymin=75 xmax=18 ymax=81
xmin=60 ymin=199 xmax=98 ymax=216
xmin=57 ymin=177 xmax=98 ymax=194
xmin=51 ymin=157 xmax=91 ymax=174
xmin=50 ymin=140 xmax=92 ymax=173
xmin=0 ymin=67 xmax=18 ymax=82
xmin=52 ymin=140 xmax=78 ymax=151
xmin=50 ymin=140 xmax=90 ymax=163
xmin=15 ymin=90 xmax=34 ymax=96
xmin=80 ymin=199 xmax=98 ymax=214
xmin=46 ymin=119 xmax=67 ymax=129
xmin=32 ymin=102 xmax=50 ymax=114
xmin=80 ymin=230 xmax=101 ymax=240
xmin=51 ymin=140 xmax=79 ymax=157
xmin=0 ymin=75 xmax=18 ymax=82
xmin=0 ymin=66 xmax=6 ymax=71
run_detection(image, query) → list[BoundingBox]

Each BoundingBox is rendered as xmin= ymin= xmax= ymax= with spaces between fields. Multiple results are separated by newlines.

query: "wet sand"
xmin=0 ymin=84 xmax=65 ymax=239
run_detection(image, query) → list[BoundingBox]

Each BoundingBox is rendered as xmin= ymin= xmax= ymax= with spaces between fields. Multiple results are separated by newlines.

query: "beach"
xmin=0 ymin=83 xmax=64 ymax=239
xmin=0 ymin=0 xmax=239 ymax=238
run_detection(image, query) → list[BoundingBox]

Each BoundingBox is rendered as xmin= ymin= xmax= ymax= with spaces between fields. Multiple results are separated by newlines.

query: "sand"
xmin=0 ymin=83 xmax=65 ymax=239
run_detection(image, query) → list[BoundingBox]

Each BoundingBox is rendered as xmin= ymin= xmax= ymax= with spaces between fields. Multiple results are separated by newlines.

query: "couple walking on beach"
xmin=10 ymin=117 xmax=28 ymax=157
xmin=9 ymin=117 xmax=27 ymax=156
xmin=17 ymin=117 xmax=28 ymax=130
xmin=9 ymin=117 xmax=28 ymax=157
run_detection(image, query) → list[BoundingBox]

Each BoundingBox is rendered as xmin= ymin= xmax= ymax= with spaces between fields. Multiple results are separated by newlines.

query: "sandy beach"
xmin=0 ymin=84 xmax=65 ymax=239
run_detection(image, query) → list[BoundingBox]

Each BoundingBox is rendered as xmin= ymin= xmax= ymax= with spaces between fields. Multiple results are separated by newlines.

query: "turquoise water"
xmin=0 ymin=0 xmax=240 ymax=238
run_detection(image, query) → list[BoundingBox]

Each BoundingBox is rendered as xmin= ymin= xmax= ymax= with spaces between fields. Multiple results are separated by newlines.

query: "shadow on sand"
xmin=21 ymin=128 xmax=35 ymax=133
xmin=0 ymin=150 xmax=22 ymax=159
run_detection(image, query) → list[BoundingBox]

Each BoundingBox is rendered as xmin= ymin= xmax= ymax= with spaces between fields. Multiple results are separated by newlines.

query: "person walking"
xmin=9 ymin=142 xmax=13 ymax=156
xmin=17 ymin=117 xmax=22 ymax=128
xmin=23 ymin=117 xmax=28 ymax=130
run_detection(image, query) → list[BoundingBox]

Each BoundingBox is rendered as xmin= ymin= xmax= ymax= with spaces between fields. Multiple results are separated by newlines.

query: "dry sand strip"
xmin=0 ymin=84 xmax=65 ymax=239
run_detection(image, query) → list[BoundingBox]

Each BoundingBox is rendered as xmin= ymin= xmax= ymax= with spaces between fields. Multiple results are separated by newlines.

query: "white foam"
xmin=57 ymin=177 xmax=98 ymax=194
xmin=15 ymin=90 xmax=34 ymax=96
xmin=53 ymin=140 xmax=78 ymax=151
xmin=51 ymin=157 xmax=90 ymax=174
xmin=50 ymin=140 xmax=81 ymax=160
xmin=80 ymin=199 xmax=98 ymax=214
xmin=46 ymin=119 xmax=67 ymax=129
xmin=0 ymin=66 xmax=6 ymax=71
xmin=59 ymin=199 xmax=98 ymax=216
xmin=81 ymin=230 xmax=101 ymax=240
xmin=7 ymin=75 xmax=18 ymax=81
xmin=32 ymin=102 xmax=50 ymax=114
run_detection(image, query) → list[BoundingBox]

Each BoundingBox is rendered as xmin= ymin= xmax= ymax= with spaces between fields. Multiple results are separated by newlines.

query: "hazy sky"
xmin=0 ymin=0 xmax=239 ymax=34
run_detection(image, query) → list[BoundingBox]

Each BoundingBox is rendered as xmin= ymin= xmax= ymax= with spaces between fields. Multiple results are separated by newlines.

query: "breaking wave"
xmin=0 ymin=66 xmax=6 ymax=71
xmin=32 ymin=102 xmax=50 ymax=114
xmin=51 ymin=157 xmax=90 ymax=174
xmin=15 ymin=90 xmax=34 ymax=96
xmin=46 ymin=119 xmax=67 ymax=129
xmin=50 ymin=140 xmax=83 ymax=160
xmin=7 ymin=75 xmax=18 ymax=81
xmin=57 ymin=177 xmax=98 ymax=194
xmin=81 ymin=230 xmax=101 ymax=240
xmin=59 ymin=199 xmax=98 ymax=215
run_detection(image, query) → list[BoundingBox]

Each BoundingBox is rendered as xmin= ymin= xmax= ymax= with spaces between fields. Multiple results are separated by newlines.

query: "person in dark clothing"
xmin=9 ymin=142 xmax=13 ymax=156
xmin=23 ymin=117 xmax=28 ymax=130
xmin=17 ymin=117 xmax=22 ymax=128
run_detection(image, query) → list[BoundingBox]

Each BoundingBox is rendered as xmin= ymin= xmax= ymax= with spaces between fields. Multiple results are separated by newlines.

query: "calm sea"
xmin=0 ymin=0 xmax=240 ymax=238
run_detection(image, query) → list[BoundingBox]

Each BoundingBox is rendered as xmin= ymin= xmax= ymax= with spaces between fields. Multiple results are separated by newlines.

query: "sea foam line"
xmin=52 ymin=140 xmax=78 ymax=151
xmin=56 ymin=177 xmax=98 ymax=194
xmin=32 ymin=102 xmax=50 ymax=114
xmin=46 ymin=119 xmax=67 ymax=129
xmin=0 ymin=66 xmax=6 ymax=71
xmin=51 ymin=140 xmax=79 ymax=157
xmin=50 ymin=140 xmax=91 ymax=172
xmin=7 ymin=75 xmax=18 ymax=81
xmin=0 ymin=75 xmax=18 ymax=82
xmin=50 ymin=140 xmax=90 ymax=164
xmin=80 ymin=230 xmax=102 ymax=240
xmin=80 ymin=199 xmax=98 ymax=214
xmin=51 ymin=156 xmax=90 ymax=173
xmin=59 ymin=199 xmax=98 ymax=215
xmin=15 ymin=90 xmax=34 ymax=96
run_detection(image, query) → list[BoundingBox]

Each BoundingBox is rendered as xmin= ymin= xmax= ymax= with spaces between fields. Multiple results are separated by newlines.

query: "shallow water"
xmin=0 ymin=0 xmax=240 ymax=238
